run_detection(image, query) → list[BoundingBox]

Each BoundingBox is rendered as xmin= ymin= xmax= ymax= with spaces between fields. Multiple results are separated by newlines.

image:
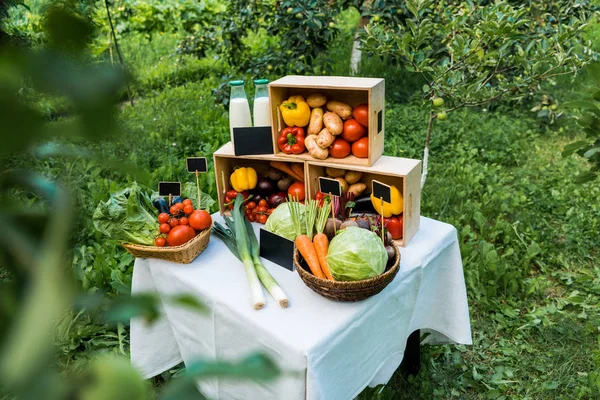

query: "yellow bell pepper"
xmin=230 ymin=167 xmax=258 ymax=192
xmin=370 ymin=185 xmax=404 ymax=218
xmin=280 ymin=95 xmax=311 ymax=127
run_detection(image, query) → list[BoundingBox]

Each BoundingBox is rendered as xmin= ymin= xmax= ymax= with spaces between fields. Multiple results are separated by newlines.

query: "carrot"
xmin=313 ymin=233 xmax=333 ymax=280
xmin=291 ymin=163 xmax=305 ymax=181
xmin=270 ymin=161 xmax=304 ymax=182
xmin=296 ymin=235 xmax=326 ymax=278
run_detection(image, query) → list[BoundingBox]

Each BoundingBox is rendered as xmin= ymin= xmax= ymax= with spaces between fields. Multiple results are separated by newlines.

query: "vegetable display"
xmin=277 ymin=91 xmax=369 ymax=160
xmin=326 ymin=227 xmax=387 ymax=281
xmin=213 ymin=194 xmax=289 ymax=309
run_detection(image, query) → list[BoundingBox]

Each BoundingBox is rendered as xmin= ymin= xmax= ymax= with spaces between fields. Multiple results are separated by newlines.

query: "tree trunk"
xmin=421 ymin=112 xmax=435 ymax=188
xmin=350 ymin=0 xmax=372 ymax=75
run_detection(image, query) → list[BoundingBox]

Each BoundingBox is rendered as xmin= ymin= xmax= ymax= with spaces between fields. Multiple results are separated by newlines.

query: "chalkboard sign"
xmin=259 ymin=228 xmax=295 ymax=271
xmin=186 ymin=157 xmax=208 ymax=173
xmin=319 ymin=177 xmax=342 ymax=197
xmin=233 ymin=126 xmax=274 ymax=156
xmin=158 ymin=182 xmax=181 ymax=197
xmin=372 ymin=180 xmax=392 ymax=203
xmin=377 ymin=110 xmax=383 ymax=134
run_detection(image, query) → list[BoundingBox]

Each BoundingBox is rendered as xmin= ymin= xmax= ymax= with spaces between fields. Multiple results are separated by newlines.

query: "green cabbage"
xmin=265 ymin=202 xmax=306 ymax=241
xmin=326 ymin=227 xmax=387 ymax=281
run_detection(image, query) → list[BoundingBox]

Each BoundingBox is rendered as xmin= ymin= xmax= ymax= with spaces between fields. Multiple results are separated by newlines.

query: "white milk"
xmin=253 ymin=96 xmax=271 ymax=127
xmin=229 ymin=97 xmax=252 ymax=143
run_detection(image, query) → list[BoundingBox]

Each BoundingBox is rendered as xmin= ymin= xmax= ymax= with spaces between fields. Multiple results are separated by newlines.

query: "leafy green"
xmin=92 ymin=183 xmax=157 ymax=246
xmin=264 ymin=202 xmax=306 ymax=241
xmin=326 ymin=227 xmax=387 ymax=281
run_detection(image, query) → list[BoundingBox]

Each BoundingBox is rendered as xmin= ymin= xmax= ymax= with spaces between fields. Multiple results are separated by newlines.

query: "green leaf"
xmin=562 ymin=141 xmax=590 ymax=157
xmin=574 ymin=171 xmax=598 ymax=183
xmin=104 ymin=293 xmax=161 ymax=325
xmin=167 ymin=294 xmax=207 ymax=313
xmin=527 ymin=242 xmax=541 ymax=258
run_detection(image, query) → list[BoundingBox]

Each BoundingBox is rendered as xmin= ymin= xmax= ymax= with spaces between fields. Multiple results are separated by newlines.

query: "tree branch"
xmin=104 ymin=0 xmax=134 ymax=107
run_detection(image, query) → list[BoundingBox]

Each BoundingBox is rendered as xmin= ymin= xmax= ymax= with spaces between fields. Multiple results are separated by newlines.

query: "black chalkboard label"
xmin=186 ymin=157 xmax=208 ymax=173
xmin=233 ymin=127 xmax=274 ymax=156
xmin=377 ymin=110 xmax=383 ymax=134
xmin=319 ymin=177 xmax=342 ymax=197
xmin=372 ymin=180 xmax=392 ymax=203
xmin=259 ymin=229 xmax=295 ymax=271
xmin=158 ymin=182 xmax=181 ymax=197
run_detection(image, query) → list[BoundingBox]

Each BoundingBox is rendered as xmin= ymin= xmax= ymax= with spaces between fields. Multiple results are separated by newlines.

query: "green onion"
xmin=304 ymin=199 xmax=318 ymax=240
xmin=315 ymin=197 xmax=330 ymax=235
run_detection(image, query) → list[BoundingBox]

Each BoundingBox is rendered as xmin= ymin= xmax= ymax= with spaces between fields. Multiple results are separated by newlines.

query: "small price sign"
xmin=158 ymin=182 xmax=181 ymax=197
xmin=318 ymin=177 xmax=342 ymax=198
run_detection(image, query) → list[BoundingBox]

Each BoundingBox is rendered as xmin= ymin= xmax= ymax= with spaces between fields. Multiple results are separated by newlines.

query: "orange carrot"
xmin=313 ymin=233 xmax=333 ymax=280
xmin=296 ymin=235 xmax=326 ymax=279
xmin=291 ymin=163 xmax=305 ymax=181
xmin=270 ymin=161 xmax=304 ymax=182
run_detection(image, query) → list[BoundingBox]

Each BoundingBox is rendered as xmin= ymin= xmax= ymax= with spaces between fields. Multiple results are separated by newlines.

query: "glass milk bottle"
xmin=253 ymin=79 xmax=271 ymax=127
xmin=229 ymin=80 xmax=252 ymax=144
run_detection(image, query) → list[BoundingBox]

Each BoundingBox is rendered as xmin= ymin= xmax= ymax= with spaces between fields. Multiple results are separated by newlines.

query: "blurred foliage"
xmin=562 ymin=63 xmax=600 ymax=183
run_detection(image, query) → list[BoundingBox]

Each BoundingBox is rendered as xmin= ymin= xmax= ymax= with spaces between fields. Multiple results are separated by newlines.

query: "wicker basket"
xmin=293 ymin=246 xmax=400 ymax=301
xmin=121 ymin=226 xmax=211 ymax=264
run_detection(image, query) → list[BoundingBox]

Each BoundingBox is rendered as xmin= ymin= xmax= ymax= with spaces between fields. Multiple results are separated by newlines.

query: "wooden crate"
xmin=213 ymin=142 xmax=306 ymax=214
xmin=268 ymin=75 xmax=385 ymax=167
xmin=305 ymin=156 xmax=421 ymax=247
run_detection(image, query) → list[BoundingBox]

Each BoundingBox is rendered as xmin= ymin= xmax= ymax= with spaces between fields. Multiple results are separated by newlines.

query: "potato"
xmin=307 ymin=93 xmax=327 ymax=108
xmin=305 ymin=135 xmax=329 ymax=160
xmin=325 ymin=167 xmax=346 ymax=178
xmin=334 ymin=177 xmax=348 ymax=192
xmin=323 ymin=112 xmax=343 ymax=135
xmin=307 ymin=107 xmax=324 ymax=136
xmin=316 ymin=128 xmax=335 ymax=148
xmin=327 ymin=100 xmax=353 ymax=120
xmin=347 ymin=182 xmax=367 ymax=197
xmin=344 ymin=170 xmax=363 ymax=184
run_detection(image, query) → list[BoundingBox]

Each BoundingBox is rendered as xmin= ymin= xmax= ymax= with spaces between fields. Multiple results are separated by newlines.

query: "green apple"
xmin=432 ymin=97 xmax=444 ymax=107
xmin=295 ymin=12 xmax=303 ymax=19
xmin=287 ymin=7 xmax=293 ymax=14
xmin=329 ymin=22 xmax=335 ymax=28
xmin=437 ymin=112 xmax=448 ymax=121
xmin=372 ymin=15 xmax=381 ymax=22
xmin=550 ymin=104 xmax=558 ymax=111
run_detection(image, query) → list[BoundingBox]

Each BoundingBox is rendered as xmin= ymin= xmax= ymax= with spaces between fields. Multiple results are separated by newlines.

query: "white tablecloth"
xmin=131 ymin=215 xmax=472 ymax=400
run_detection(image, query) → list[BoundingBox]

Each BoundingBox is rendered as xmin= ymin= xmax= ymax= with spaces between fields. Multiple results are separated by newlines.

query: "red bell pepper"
xmin=278 ymin=127 xmax=306 ymax=154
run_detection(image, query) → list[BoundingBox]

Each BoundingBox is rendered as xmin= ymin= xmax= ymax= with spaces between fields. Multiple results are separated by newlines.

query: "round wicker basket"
xmin=121 ymin=225 xmax=211 ymax=264
xmin=293 ymin=246 xmax=400 ymax=301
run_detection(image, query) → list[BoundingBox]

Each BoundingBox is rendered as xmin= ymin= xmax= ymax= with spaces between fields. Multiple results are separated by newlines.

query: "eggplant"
xmin=152 ymin=197 xmax=169 ymax=214
xmin=352 ymin=195 xmax=375 ymax=213
xmin=171 ymin=196 xmax=184 ymax=206
xmin=256 ymin=177 xmax=274 ymax=196
xmin=268 ymin=192 xmax=287 ymax=208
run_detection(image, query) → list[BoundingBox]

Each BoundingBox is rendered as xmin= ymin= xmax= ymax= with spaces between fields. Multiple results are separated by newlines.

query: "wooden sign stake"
xmin=195 ymin=170 xmax=202 ymax=210
xmin=169 ymin=193 xmax=173 ymax=208
xmin=380 ymin=197 xmax=385 ymax=243
xmin=330 ymin=192 xmax=336 ymax=235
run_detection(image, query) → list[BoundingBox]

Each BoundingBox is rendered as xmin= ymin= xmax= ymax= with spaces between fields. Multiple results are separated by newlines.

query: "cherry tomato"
xmin=176 ymin=202 xmax=184 ymax=210
xmin=155 ymin=237 xmax=166 ymax=247
xmin=170 ymin=205 xmax=180 ymax=215
xmin=189 ymin=210 xmax=212 ymax=231
xmin=341 ymin=119 xmax=367 ymax=142
xmin=258 ymin=214 xmax=268 ymax=224
xmin=159 ymin=223 xmax=171 ymax=234
xmin=267 ymin=208 xmax=274 ymax=215
xmin=386 ymin=216 xmax=403 ymax=240
xmin=329 ymin=138 xmax=351 ymax=158
xmin=258 ymin=199 xmax=268 ymax=208
xmin=168 ymin=218 xmax=179 ymax=228
xmin=352 ymin=136 xmax=369 ymax=158
xmin=352 ymin=103 xmax=369 ymax=127
xmin=246 ymin=201 xmax=257 ymax=210
xmin=226 ymin=190 xmax=239 ymax=199
xmin=166 ymin=225 xmax=196 ymax=246
xmin=287 ymin=182 xmax=306 ymax=201
xmin=179 ymin=217 xmax=189 ymax=225
xmin=158 ymin=213 xmax=170 ymax=224
xmin=182 ymin=199 xmax=193 ymax=207
xmin=247 ymin=213 xmax=256 ymax=222
xmin=183 ymin=204 xmax=194 ymax=215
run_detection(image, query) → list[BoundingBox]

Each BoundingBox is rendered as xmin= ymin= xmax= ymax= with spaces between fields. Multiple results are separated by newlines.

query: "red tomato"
xmin=155 ymin=237 xmax=166 ymax=247
xmin=258 ymin=199 xmax=268 ymax=208
xmin=168 ymin=218 xmax=179 ymax=228
xmin=352 ymin=136 xmax=369 ymax=158
xmin=247 ymin=213 xmax=256 ymax=222
xmin=183 ymin=204 xmax=194 ymax=215
xmin=158 ymin=213 xmax=170 ymax=224
xmin=159 ymin=223 xmax=171 ymax=234
xmin=329 ymin=138 xmax=351 ymax=158
xmin=258 ymin=214 xmax=268 ymax=224
xmin=189 ymin=210 xmax=212 ymax=231
xmin=386 ymin=216 xmax=403 ymax=240
xmin=182 ymin=199 xmax=193 ymax=207
xmin=166 ymin=225 xmax=196 ymax=246
xmin=315 ymin=191 xmax=328 ymax=206
xmin=353 ymin=104 xmax=369 ymax=127
xmin=170 ymin=205 xmax=180 ymax=215
xmin=179 ymin=217 xmax=189 ymax=225
xmin=255 ymin=205 xmax=268 ymax=214
xmin=175 ymin=202 xmax=184 ymax=210
xmin=288 ymin=182 xmax=306 ymax=201
xmin=341 ymin=119 xmax=366 ymax=142
xmin=246 ymin=201 xmax=257 ymax=210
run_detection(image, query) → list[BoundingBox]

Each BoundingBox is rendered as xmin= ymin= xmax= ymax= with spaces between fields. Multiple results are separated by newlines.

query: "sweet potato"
xmin=327 ymin=101 xmax=353 ymax=120
xmin=323 ymin=112 xmax=343 ymax=135
xmin=347 ymin=182 xmax=367 ymax=197
xmin=308 ymin=107 xmax=324 ymax=135
xmin=316 ymin=128 xmax=335 ymax=148
xmin=307 ymin=93 xmax=327 ymax=108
